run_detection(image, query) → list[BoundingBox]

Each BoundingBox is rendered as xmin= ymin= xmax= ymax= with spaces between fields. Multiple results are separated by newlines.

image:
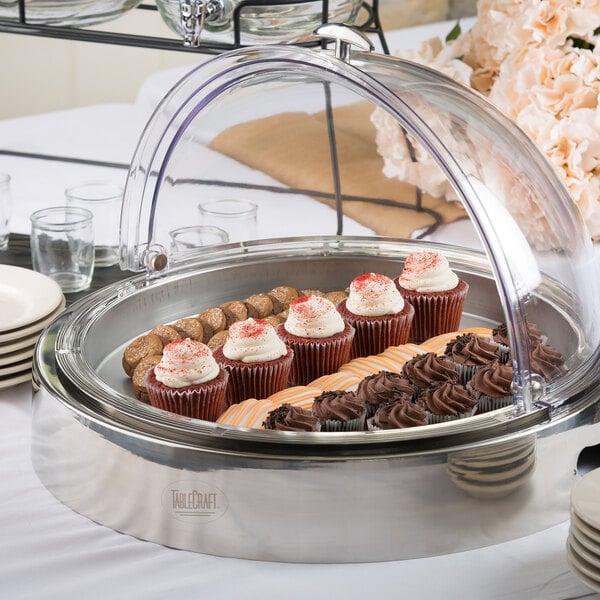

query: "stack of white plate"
xmin=0 ymin=265 xmax=65 ymax=389
xmin=567 ymin=467 xmax=600 ymax=594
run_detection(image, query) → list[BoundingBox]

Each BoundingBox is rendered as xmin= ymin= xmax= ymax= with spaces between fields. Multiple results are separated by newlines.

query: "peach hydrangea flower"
xmin=371 ymin=0 xmax=600 ymax=244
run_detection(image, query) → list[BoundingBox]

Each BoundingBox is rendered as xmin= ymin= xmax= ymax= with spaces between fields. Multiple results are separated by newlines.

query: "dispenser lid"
xmin=121 ymin=28 xmax=600 ymax=412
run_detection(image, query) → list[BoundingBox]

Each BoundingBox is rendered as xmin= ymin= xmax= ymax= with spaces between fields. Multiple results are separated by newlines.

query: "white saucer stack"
xmin=0 ymin=265 xmax=65 ymax=389
xmin=567 ymin=467 xmax=600 ymax=594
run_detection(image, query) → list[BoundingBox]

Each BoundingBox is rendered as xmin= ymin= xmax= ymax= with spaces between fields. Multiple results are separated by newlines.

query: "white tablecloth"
xmin=0 ymin=385 xmax=596 ymax=600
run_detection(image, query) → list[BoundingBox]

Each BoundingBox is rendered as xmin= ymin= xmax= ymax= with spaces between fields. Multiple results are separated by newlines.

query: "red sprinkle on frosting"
xmin=229 ymin=318 xmax=271 ymax=340
xmin=163 ymin=338 xmax=210 ymax=359
xmin=352 ymin=272 xmax=389 ymax=291
xmin=403 ymin=251 xmax=441 ymax=275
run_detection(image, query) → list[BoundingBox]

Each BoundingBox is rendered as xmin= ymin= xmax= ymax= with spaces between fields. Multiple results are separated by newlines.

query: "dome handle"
xmin=314 ymin=24 xmax=374 ymax=62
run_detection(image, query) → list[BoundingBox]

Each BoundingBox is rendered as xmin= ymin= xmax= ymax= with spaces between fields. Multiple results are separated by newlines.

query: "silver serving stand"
xmin=31 ymin=237 xmax=600 ymax=562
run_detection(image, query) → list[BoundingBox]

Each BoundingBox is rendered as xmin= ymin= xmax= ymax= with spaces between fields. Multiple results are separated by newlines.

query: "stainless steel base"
xmin=31 ymin=237 xmax=600 ymax=562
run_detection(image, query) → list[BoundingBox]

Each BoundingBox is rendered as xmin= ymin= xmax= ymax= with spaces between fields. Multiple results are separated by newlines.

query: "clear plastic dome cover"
xmin=121 ymin=40 xmax=600 ymax=415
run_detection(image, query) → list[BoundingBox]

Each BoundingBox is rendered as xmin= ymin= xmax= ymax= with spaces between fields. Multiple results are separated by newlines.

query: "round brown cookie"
xmin=207 ymin=329 xmax=229 ymax=351
xmin=173 ymin=317 xmax=204 ymax=341
xmin=199 ymin=321 xmax=214 ymax=344
xmin=150 ymin=324 xmax=181 ymax=345
xmin=132 ymin=354 xmax=163 ymax=402
xmin=300 ymin=289 xmax=324 ymax=298
xmin=264 ymin=314 xmax=284 ymax=327
xmin=244 ymin=293 xmax=274 ymax=319
xmin=122 ymin=333 xmax=163 ymax=377
xmin=220 ymin=300 xmax=248 ymax=326
xmin=267 ymin=286 xmax=299 ymax=313
xmin=198 ymin=307 xmax=227 ymax=334
xmin=325 ymin=290 xmax=349 ymax=305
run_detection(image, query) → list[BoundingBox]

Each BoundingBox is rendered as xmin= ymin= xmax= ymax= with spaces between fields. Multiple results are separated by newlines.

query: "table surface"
xmin=1 ymin=17 xmax=599 ymax=600
xmin=1 ymin=383 xmax=598 ymax=600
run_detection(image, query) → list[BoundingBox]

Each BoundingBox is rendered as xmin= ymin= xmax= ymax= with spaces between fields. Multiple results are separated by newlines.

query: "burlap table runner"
xmin=210 ymin=102 xmax=466 ymax=238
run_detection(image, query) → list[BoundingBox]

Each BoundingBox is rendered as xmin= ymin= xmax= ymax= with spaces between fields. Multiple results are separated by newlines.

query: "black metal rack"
xmin=0 ymin=0 xmax=442 ymax=246
xmin=0 ymin=0 xmax=389 ymax=54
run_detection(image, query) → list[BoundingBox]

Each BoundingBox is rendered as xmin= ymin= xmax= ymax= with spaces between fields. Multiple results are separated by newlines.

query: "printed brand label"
xmin=162 ymin=479 xmax=228 ymax=523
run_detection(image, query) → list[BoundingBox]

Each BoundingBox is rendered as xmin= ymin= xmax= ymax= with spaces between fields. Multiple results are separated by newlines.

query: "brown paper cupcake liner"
xmin=337 ymin=301 xmax=414 ymax=359
xmin=215 ymin=350 xmax=294 ymax=407
xmin=278 ymin=324 xmax=355 ymax=387
xmin=146 ymin=370 xmax=228 ymax=421
xmin=400 ymin=280 xmax=468 ymax=343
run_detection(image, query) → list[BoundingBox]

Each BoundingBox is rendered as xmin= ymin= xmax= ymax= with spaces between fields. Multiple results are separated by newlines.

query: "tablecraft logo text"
xmin=163 ymin=480 xmax=228 ymax=523
xmin=171 ymin=489 xmax=218 ymax=516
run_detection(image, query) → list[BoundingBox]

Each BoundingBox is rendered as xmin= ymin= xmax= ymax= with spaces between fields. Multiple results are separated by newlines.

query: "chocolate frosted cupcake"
xmin=356 ymin=370 xmax=414 ymax=417
xmin=491 ymin=321 xmax=544 ymax=362
xmin=418 ymin=381 xmax=477 ymax=423
xmin=311 ymin=390 xmax=366 ymax=432
xmin=401 ymin=352 xmax=458 ymax=393
xmin=467 ymin=361 xmax=513 ymax=413
xmin=146 ymin=338 xmax=228 ymax=421
xmin=262 ymin=403 xmax=320 ymax=432
xmin=336 ymin=273 xmax=414 ymax=358
xmin=396 ymin=251 xmax=468 ymax=343
xmin=277 ymin=295 xmax=355 ymax=386
xmin=368 ymin=398 xmax=427 ymax=431
xmin=213 ymin=318 xmax=294 ymax=407
xmin=445 ymin=333 xmax=501 ymax=383
xmin=529 ymin=340 xmax=564 ymax=381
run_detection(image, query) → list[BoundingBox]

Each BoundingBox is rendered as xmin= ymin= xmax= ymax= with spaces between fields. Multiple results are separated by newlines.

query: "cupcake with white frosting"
xmin=213 ymin=318 xmax=294 ymax=407
xmin=146 ymin=338 xmax=229 ymax=421
xmin=396 ymin=251 xmax=468 ymax=343
xmin=337 ymin=273 xmax=414 ymax=358
xmin=277 ymin=295 xmax=355 ymax=386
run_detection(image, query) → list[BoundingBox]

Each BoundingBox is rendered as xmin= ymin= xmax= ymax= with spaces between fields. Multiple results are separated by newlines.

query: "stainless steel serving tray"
xmin=31 ymin=237 xmax=600 ymax=562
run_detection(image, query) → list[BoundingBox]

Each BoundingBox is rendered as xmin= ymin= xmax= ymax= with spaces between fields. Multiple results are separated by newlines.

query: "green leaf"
xmin=569 ymin=36 xmax=594 ymax=50
xmin=446 ymin=21 xmax=461 ymax=42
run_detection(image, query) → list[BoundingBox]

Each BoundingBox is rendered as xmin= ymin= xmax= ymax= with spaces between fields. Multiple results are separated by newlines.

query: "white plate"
xmin=572 ymin=519 xmax=600 ymax=555
xmin=0 ymin=265 xmax=64 ymax=332
xmin=0 ymin=370 xmax=31 ymax=389
xmin=566 ymin=539 xmax=600 ymax=584
xmin=570 ymin=530 xmax=600 ymax=570
xmin=0 ymin=331 xmax=40 ymax=355
xmin=0 ymin=297 xmax=65 ymax=344
xmin=0 ymin=359 xmax=32 ymax=377
xmin=0 ymin=345 xmax=35 ymax=367
xmin=571 ymin=510 xmax=600 ymax=544
xmin=566 ymin=547 xmax=600 ymax=595
xmin=571 ymin=468 xmax=600 ymax=530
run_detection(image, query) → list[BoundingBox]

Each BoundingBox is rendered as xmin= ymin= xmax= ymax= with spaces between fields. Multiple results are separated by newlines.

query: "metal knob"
xmin=141 ymin=245 xmax=169 ymax=274
xmin=314 ymin=24 xmax=375 ymax=62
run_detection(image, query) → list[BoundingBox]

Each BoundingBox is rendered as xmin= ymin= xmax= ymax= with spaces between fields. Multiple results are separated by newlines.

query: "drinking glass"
xmin=30 ymin=206 xmax=95 ymax=293
xmin=0 ymin=174 xmax=11 ymax=250
xmin=169 ymin=225 xmax=229 ymax=254
xmin=65 ymin=181 xmax=122 ymax=267
xmin=198 ymin=199 xmax=258 ymax=243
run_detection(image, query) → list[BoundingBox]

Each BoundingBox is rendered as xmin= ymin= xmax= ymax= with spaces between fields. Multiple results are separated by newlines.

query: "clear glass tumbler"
xmin=65 ymin=181 xmax=123 ymax=267
xmin=169 ymin=225 xmax=229 ymax=254
xmin=197 ymin=199 xmax=258 ymax=244
xmin=0 ymin=174 xmax=11 ymax=250
xmin=30 ymin=206 xmax=95 ymax=293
